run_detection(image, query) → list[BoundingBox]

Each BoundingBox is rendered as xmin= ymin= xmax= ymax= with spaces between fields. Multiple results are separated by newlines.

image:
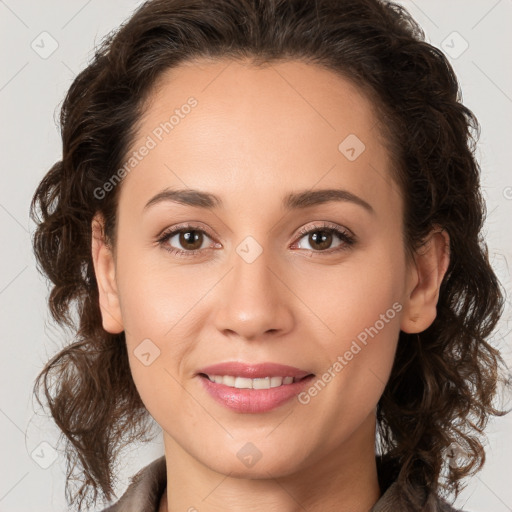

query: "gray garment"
xmin=100 ymin=456 xmax=465 ymax=512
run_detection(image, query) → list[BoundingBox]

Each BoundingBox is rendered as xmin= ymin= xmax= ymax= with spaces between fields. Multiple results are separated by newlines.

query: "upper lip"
xmin=197 ymin=362 xmax=313 ymax=379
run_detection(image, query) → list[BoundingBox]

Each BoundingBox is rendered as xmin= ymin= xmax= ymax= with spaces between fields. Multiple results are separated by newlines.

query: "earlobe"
xmin=400 ymin=227 xmax=450 ymax=334
xmin=91 ymin=213 xmax=124 ymax=334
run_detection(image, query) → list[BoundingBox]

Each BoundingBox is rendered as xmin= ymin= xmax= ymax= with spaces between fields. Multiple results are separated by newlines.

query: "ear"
xmin=91 ymin=212 xmax=124 ymax=334
xmin=400 ymin=226 xmax=450 ymax=333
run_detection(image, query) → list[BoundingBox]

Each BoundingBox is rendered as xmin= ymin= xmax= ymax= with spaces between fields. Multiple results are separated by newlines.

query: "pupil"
xmin=181 ymin=230 xmax=202 ymax=250
xmin=311 ymin=230 xmax=332 ymax=250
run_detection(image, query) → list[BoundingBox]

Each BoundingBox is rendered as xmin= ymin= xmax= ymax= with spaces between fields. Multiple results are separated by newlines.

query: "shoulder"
xmin=439 ymin=497 xmax=477 ymax=512
xmin=98 ymin=456 xmax=167 ymax=512
xmin=374 ymin=454 xmax=472 ymax=512
xmin=439 ymin=499 xmax=471 ymax=512
xmin=373 ymin=481 xmax=473 ymax=512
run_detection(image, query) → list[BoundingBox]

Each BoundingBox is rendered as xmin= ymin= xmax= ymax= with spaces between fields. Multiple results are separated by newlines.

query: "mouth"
xmin=197 ymin=372 xmax=314 ymax=414
xmin=195 ymin=362 xmax=316 ymax=413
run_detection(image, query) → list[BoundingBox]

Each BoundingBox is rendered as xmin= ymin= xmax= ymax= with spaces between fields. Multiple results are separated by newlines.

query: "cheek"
xmin=114 ymin=252 xmax=227 ymax=425
xmin=297 ymin=301 xmax=400 ymax=445
xmin=114 ymin=243 xmax=213 ymax=338
xmin=291 ymin=239 xmax=406 ymax=347
xmin=293 ymin=243 xmax=404 ymax=415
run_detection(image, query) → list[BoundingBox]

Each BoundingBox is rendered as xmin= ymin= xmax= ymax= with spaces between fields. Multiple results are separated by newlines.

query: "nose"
xmin=213 ymin=243 xmax=295 ymax=342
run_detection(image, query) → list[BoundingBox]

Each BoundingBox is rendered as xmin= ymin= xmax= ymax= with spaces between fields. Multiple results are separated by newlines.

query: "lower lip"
xmin=198 ymin=375 xmax=315 ymax=413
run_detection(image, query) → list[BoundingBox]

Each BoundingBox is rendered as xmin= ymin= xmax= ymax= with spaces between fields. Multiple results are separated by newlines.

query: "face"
xmin=92 ymin=58 xmax=447 ymax=479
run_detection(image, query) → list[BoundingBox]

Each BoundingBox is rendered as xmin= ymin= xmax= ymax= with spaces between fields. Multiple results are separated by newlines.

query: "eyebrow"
xmin=143 ymin=187 xmax=374 ymax=214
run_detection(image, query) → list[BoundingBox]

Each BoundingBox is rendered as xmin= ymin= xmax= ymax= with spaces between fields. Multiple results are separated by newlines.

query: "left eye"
xmin=293 ymin=224 xmax=355 ymax=253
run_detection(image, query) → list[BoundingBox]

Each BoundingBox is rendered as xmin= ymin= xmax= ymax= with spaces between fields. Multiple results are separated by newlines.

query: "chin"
xmin=194 ymin=440 xmax=308 ymax=480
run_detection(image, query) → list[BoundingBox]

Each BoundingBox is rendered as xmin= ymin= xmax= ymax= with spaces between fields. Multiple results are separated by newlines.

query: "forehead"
xmin=119 ymin=57 xmax=399 ymax=216
xmin=143 ymin=57 xmax=383 ymax=145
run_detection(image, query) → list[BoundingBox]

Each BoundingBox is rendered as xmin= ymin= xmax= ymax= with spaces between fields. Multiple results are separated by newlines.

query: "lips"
xmin=196 ymin=361 xmax=313 ymax=380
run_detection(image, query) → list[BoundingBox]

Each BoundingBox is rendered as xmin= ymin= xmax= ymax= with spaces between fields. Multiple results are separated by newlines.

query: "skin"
xmin=91 ymin=58 xmax=449 ymax=512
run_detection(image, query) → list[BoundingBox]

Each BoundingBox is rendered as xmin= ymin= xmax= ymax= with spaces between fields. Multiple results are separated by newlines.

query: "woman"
xmin=30 ymin=0 xmax=508 ymax=511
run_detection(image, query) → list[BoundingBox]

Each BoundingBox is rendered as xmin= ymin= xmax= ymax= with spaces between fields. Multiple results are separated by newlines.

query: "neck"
xmin=160 ymin=413 xmax=381 ymax=512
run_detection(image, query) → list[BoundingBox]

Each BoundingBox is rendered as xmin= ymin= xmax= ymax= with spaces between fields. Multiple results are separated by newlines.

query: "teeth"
xmin=206 ymin=375 xmax=296 ymax=389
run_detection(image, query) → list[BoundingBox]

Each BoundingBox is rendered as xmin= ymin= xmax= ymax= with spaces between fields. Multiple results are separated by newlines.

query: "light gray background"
xmin=0 ymin=1 xmax=511 ymax=511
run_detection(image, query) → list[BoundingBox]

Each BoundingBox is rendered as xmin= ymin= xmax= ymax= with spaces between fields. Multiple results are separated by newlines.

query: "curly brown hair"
xmin=30 ymin=0 xmax=508 ymax=510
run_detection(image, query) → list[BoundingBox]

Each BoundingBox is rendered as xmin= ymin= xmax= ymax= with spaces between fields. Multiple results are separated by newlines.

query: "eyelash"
xmin=156 ymin=221 xmax=356 ymax=258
